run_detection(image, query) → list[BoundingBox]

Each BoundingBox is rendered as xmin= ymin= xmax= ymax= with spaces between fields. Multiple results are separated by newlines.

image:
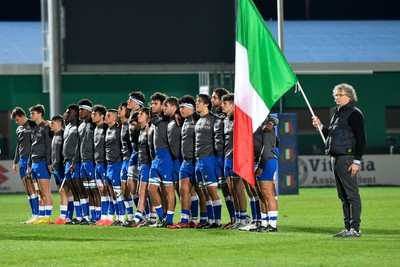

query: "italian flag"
xmin=233 ymin=0 xmax=298 ymax=187
xmin=284 ymin=121 xmax=293 ymax=134
xmin=285 ymin=174 xmax=294 ymax=187
xmin=284 ymin=148 xmax=293 ymax=160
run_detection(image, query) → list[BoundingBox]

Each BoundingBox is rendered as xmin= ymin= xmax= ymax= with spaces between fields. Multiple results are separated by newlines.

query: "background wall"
xmin=1 ymin=71 xmax=399 ymax=160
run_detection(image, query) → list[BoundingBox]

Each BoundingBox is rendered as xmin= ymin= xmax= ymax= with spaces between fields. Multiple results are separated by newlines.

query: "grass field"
xmin=1 ymin=187 xmax=400 ymax=266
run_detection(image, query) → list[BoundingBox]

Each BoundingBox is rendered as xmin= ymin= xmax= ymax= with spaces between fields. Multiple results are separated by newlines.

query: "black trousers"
xmin=331 ymin=155 xmax=362 ymax=231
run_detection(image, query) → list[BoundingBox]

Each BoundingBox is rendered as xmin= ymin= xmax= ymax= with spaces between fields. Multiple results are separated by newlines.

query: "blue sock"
xmin=67 ymin=197 xmax=74 ymax=220
xmin=249 ymin=197 xmax=256 ymax=220
xmin=80 ymin=199 xmax=89 ymax=218
xmin=95 ymin=207 xmax=101 ymax=221
xmin=206 ymin=200 xmax=215 ymax=223
xmin=39 ymin=206 xmax=45 ymax=217
xmin=113 ymin=200 xmax=118 ymax=216
xmin=45 ymin=205 xmax=52 ymax=217
xmin=101 ymin=196 xmax=109 ymax=218
xmin=60 ymin=205 xmax=68 ymax=219
xmin=181 ymin=209 xmax=190 ymax=224
xmin=155 ymin=205 xmax=164 ymax=220
xmin=165 ymin=210 xmax=174 ymax=224
xmin=108 ymin=200 xmax=116 ymax=218
xmin=190 ymin=195 xmax=199 ymax=221
xmin=74 ymin=201 xmax=82 ymax=219
xmin=90 ymin=206 xmax=96 ymax=220
xmin=224 ymin=196 xmax=235 ymax=221
xmin=200 ymin=212 xmax=208 ymax=224
xmin=134 ymin=210 xmax=143 ymax=223
xmin=27 ymin=196 xmax=34 ymax=214
xmin=117 ymin=195 xmax=125 ymax=217
xmin=31 ymin=195 xmax=39 ymax=215
xmin=212 ymin=200 xmax=222 ymax=225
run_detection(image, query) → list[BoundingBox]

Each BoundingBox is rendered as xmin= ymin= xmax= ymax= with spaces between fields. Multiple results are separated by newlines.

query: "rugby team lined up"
xmin=11 ymin=88 xmax=280 ymax=232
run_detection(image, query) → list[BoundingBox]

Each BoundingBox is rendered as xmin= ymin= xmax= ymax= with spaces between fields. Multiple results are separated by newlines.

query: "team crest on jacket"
xmin=206 ymin=120 xmax=212 ymax=125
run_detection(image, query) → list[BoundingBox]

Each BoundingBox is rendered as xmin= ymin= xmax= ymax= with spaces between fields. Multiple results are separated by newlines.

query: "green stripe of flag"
xmin=236 ymin=0 xmax=298 ymax=109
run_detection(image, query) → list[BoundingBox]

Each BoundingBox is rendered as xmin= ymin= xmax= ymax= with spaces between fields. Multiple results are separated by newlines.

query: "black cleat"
xmin=79 ymin=218 xmax=90 ymax=225
xmin=255 ymin=225 xmax=268 ymax=233
xmin=266 ymin=225 xmax=278 ymax=232
xmin=109 ymin=220 xmax=124 ymax=226
xmin=67 ymin=218 xmax=81 ymax=225
xmin=196 ymin=222 xmax=210 ymax=229
xmin=139 ymin=219 xmax=156 ymax=227
xmin=161 ymin=220 xmax=173 ymax=228
xmin=123 ymin=220 xmax=134 ymax=227
xmin=202 ymin=223 xmax=221 ymax=229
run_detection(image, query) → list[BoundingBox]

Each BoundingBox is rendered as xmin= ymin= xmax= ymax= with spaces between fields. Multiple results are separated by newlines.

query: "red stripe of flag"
xmin=233 ymin=106 xmax=255 ymax=187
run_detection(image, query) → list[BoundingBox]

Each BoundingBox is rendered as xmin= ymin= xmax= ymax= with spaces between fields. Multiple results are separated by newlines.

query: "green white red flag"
xmin=233 ymin=0 xmax=298 ymax=187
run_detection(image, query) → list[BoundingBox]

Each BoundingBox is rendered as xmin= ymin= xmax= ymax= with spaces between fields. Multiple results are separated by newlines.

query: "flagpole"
xmin=277 ymin=0 xmax=285 ymax=113
xmin=296 ymin=82 xmax=327 ymax=144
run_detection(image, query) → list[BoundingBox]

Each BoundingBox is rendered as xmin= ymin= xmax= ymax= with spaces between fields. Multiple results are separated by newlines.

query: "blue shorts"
xmin=53 ymin=168 xmax=65 ymax=185
xmin=80 ymin=161 xmax=95 ymax=179
xmin=65 ymin=162 xmax=81 ymax=181
xmin=257 ymin=159 xmax=278 ymax=182
xmin=107 ymin=162 xmax=122 ymax=187
xmin=224 ymin=158 xmax=239 ymax=178
xmin=149 ymin=148 xmax=173 ymax=186
xmin=195 ymin=156 xmax=218 ymax=187
xmin=139 ymin=164 xmax=150 ymax=183
xmin=129 ymin=151 xmax=138 ymax=167
xmin=120 ymin=159 xmax=130 ymax=182
xmin=31 ymin=160 xmax=51 ymax=179
xmin=179 ymin=160 xmax=197 ymax=184
xmin=215 ymin=153 xmax=225 ymax=178
xmin=18 ymin=157 xmax=29 ymax=179
xmin=172 ymin=158 xmax=182 ymax=183
xmin=95 ymin=163 xmax=109 ymax=186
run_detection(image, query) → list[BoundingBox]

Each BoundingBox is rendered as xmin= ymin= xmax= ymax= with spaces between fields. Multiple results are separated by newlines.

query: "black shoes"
xmin=202 ymin=223 xmax=222 ymax=229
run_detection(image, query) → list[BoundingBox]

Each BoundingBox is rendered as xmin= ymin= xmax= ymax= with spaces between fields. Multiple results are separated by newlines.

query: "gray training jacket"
xmin=138 ymin=126 xmax=151 ymax=166
xmin=195 ymin=112 xmax=218 ymax=159
xmin=78 ymin=120 xmax=95 ymax=162
xmin=14 ymin=120 xmax=35 ymax=164
xmin=51 ymin=129 xmax=64 ymax=170
xmin=213 ymin=112 xmax=225 ymax=155
xmin=63 ymin=121 xmax=80 ymax=164
xmin=121 ymin=121 xmax=132 ymax=160
xmin=253 ymin=115 xmax=279 ymax=166
xmin=223 ymin=116 xmax=234 ymax=159
xmin=167 ymin=117 xmax=182 ymax=159
xmin=94 ymin=123 xmax=107 ymax=165
xmin=153 ymin=115 xmax=170 ymax=151
xmin=129 ymin=124 xmax=140 ymax=153
xmin=181 ymin=113 xmax=199 ymax=162
xmin=105 ymin=124 xmax=122 ymax=164
xmin=29 ymin=121 xmax=52 ymax=166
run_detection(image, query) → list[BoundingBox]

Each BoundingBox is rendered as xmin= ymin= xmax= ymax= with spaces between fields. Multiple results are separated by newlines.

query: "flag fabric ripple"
xmin=233 ymin=0 xmax=297 ymax=187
